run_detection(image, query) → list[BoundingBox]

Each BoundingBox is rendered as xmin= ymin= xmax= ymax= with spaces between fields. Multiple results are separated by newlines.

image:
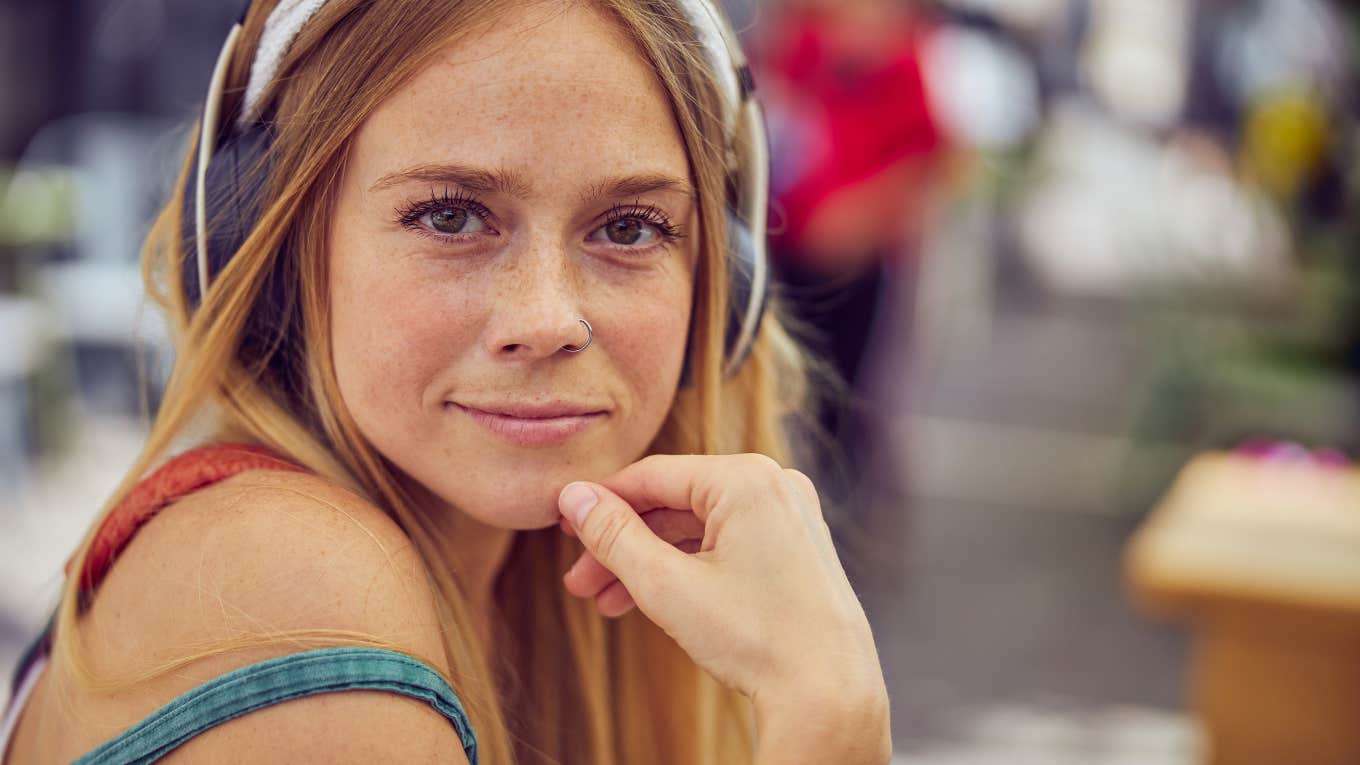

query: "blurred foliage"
xmin=0 ymin=166 xmax=79 ymax=248
xmin=0 ymin=165 xmax=81 ymax=459
xmin=1121 ymin=93 xmax=1360 ymax=512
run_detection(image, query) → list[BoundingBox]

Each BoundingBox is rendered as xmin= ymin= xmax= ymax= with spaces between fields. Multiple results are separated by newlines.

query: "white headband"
xmin=235 ymin=0 xmax=747 ymax=131
xmin=679 ymin=0 xmax=743 ymax=121
xmin=238 ymin=0 xmax=327 ymax=128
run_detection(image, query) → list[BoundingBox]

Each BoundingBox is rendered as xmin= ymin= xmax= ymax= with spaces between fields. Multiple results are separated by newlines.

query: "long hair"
xmin=52 ymin=1 xmax=810 ymax=763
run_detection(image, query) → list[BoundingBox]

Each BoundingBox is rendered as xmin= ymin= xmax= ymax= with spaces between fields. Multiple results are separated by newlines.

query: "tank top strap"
xmin=68 ymin=444 xmax=307 ymax=595
xmin=70 ymin=647 xmax=479 ymax=765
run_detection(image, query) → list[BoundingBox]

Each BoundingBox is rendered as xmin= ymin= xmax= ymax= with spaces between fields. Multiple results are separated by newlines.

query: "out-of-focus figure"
xmin=753 ymin=0 xmax=946 ymax=504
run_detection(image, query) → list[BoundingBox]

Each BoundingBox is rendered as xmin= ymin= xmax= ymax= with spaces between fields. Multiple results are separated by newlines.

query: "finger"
xmin=782 ymin=468 xmax=835 ymax=548
xmin=595 ymin=580 xmax=636 ymax=618
xmin=640 ymin=508 xmax=705 ymax=545
xmin=783 ymin=468 xmax=820 ymax=507
xmin=559 ymin=481 xmax=691 ymax=591
xmin=602 ymin=453 xmax=786 ymax=522
xmin=562 ymin=507 xmax=700 ymax=544
xmin=563 ymin=552 xmax=615 ymax=599
xmin=564 ymin=509 xmax=704 ymax=599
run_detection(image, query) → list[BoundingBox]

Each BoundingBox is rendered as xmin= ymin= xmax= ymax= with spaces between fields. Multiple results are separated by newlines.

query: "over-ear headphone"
xmin=182 ymin=0 xmax=769 ymax=376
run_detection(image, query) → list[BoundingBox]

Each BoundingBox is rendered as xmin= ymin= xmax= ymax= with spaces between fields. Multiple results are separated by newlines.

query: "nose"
xmin=482 ymin=242 xmax=588 ymax=362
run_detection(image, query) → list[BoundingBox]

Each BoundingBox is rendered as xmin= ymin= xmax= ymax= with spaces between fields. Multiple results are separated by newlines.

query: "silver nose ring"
xmin=561 ymin=319 xmax=593 ymax=353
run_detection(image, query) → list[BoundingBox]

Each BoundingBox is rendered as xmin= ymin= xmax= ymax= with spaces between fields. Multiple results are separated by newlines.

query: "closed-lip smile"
xmin=448 ymin=400 xmax=608 ymax=447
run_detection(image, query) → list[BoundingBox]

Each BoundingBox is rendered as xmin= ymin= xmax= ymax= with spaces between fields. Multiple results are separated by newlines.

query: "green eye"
xmin=397 ymin=192 xmax=494 ymax=241
xmin=418 ymin=206 xmax=489 ymax=237
xmin=589 ymin=203 xmax=682 ymax=251
xmin=430 ymin=208 xmax=471 ymax=233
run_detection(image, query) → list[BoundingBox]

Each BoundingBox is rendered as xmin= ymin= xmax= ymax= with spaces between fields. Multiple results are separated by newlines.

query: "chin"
xmin=435 ymin=470 xmax=589 ymax=531
xmin=393 ymin=428 xmax=648 ymax=530
xmin=474 ymin=498 xmax=567 ymax=531
xmin=466 ymin=437 xmax=647 ymax=526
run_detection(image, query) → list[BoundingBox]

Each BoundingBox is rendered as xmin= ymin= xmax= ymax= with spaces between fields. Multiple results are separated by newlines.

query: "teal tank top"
xmin=72 ymin=647 xmax=478 ymax=764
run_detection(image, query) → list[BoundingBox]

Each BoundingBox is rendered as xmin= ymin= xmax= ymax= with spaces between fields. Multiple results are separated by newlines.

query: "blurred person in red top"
xmin=754 ymin=0 xmax=944 ymax=502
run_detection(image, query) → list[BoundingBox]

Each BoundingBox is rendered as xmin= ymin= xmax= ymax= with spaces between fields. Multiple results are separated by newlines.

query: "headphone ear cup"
xmin=722 ymin=206 xmax=767 ymax=371
xmin=180 ymin=123 xmax=272 ymax=308
xmin=678 ymin=206 xmax=768 ymax=385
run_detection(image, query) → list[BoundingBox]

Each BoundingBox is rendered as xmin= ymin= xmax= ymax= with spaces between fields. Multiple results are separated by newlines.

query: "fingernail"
xmin=560 ymin=482 xmax=598 ymax=529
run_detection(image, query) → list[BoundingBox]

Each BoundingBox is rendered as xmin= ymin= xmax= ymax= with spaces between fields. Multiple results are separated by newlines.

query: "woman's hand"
xmin=557 ymin=454 xmax=890 ymax=763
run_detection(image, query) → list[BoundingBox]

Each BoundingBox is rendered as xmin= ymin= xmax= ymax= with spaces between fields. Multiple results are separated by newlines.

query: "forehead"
xmin=349 ymin=1 xmax=690 ymax=195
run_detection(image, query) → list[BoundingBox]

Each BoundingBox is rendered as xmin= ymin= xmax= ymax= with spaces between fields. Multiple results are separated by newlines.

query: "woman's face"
xmin=329 ymin=2 xmax=696 ymax=529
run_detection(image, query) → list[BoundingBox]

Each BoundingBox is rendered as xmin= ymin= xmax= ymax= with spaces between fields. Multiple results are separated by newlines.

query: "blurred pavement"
xmin=856 ymin=266 xmax=1198 ymax=762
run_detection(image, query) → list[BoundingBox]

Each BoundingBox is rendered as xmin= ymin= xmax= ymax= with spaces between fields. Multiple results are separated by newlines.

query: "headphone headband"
xmin=239 ymin=0 xmax=327 ymax=128
xmin=195 ymin=23 xmax=245 ymax=301
xmin=236 ymin=0 xmax=749 ymax=131
xmin=676 ymin=0 xmax=743 ymax=132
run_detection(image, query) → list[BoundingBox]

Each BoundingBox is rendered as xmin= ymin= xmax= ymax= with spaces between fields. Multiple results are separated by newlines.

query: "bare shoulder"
xmin=72 ymin=468 xmax=470 ymax=764
xmin=88 ymin=468 xmax=445 ymax=669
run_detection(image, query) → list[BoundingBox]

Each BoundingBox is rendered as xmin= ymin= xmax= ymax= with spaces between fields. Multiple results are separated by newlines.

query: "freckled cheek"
xmin=605 ymin=291 xmax=691 ymax=409
xmin=332 ymin=265 xmax=483 ymax=413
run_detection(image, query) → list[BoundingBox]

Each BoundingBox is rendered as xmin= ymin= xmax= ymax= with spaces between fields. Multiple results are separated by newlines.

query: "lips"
xmin=448 ymin=401 xmax=608 ymax=447
xmin=459 ymin=401 xmax=607 ymax=419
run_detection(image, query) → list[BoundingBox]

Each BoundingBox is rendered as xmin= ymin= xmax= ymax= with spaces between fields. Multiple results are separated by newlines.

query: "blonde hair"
xmin=52 ymin=1 xmax=810 ymax=763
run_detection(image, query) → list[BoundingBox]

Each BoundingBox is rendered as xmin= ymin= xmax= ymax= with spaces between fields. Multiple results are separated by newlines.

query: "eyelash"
xmin=602 ymin=202 xmax=686 ymax=248
xmin=392 ymin=191 xmax=686 ymax=252
xmin=395 ymin=190 xmax=494 ymax=241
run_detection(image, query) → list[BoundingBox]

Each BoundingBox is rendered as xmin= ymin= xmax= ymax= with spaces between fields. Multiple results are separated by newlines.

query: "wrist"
xmin=753 ymin=680 xmax=891 ymax=765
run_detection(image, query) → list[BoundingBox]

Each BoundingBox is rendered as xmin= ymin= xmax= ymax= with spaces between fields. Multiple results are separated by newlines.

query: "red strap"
xmin=70 ymin=444 xmax=307 ymax=594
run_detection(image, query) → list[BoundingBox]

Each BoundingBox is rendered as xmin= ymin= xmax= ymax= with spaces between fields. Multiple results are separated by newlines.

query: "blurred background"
xmin=3 ymin=0 xmax=1359 ymax=762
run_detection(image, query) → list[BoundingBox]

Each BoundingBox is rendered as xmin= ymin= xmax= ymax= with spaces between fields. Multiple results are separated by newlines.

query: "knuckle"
xmin=737 ymin=452 xmax=783 ymax=475
xmin=630 ymin=454 xmax=672 ymax=506
xmin=712 ymin=454 xmax=787 ymax=511
xmin=638 ymin=459 xmax=664 ymax=503
xmin=783 ymin=469 xmax=824 ymax=513
xmin=735 ymin=454 xmax=785 ymax=492
xmin=590 ymin=510 xmax=629 ymax=568
xmin=783 ymin=468 xmax=817 ymax=497
xmin=638 ymin=453 xmax=667 ymax=472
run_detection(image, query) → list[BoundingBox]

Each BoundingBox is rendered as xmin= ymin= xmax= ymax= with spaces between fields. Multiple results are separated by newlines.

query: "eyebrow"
xmin=580 ymin=173 xmax=695 ymax=203
xmin=369 ymin=162 xmax=694 ymax=203
xmin=370 ymin=163 xmax=531 ymax=196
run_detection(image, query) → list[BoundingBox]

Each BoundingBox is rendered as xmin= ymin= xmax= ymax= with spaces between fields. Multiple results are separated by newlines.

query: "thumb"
xmin=559 ymin=481 xmax=691 ymax=590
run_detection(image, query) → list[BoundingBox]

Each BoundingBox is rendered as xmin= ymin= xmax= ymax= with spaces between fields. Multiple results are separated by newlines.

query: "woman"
xmin=2 ymin=0 xmax=890 ymax=762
